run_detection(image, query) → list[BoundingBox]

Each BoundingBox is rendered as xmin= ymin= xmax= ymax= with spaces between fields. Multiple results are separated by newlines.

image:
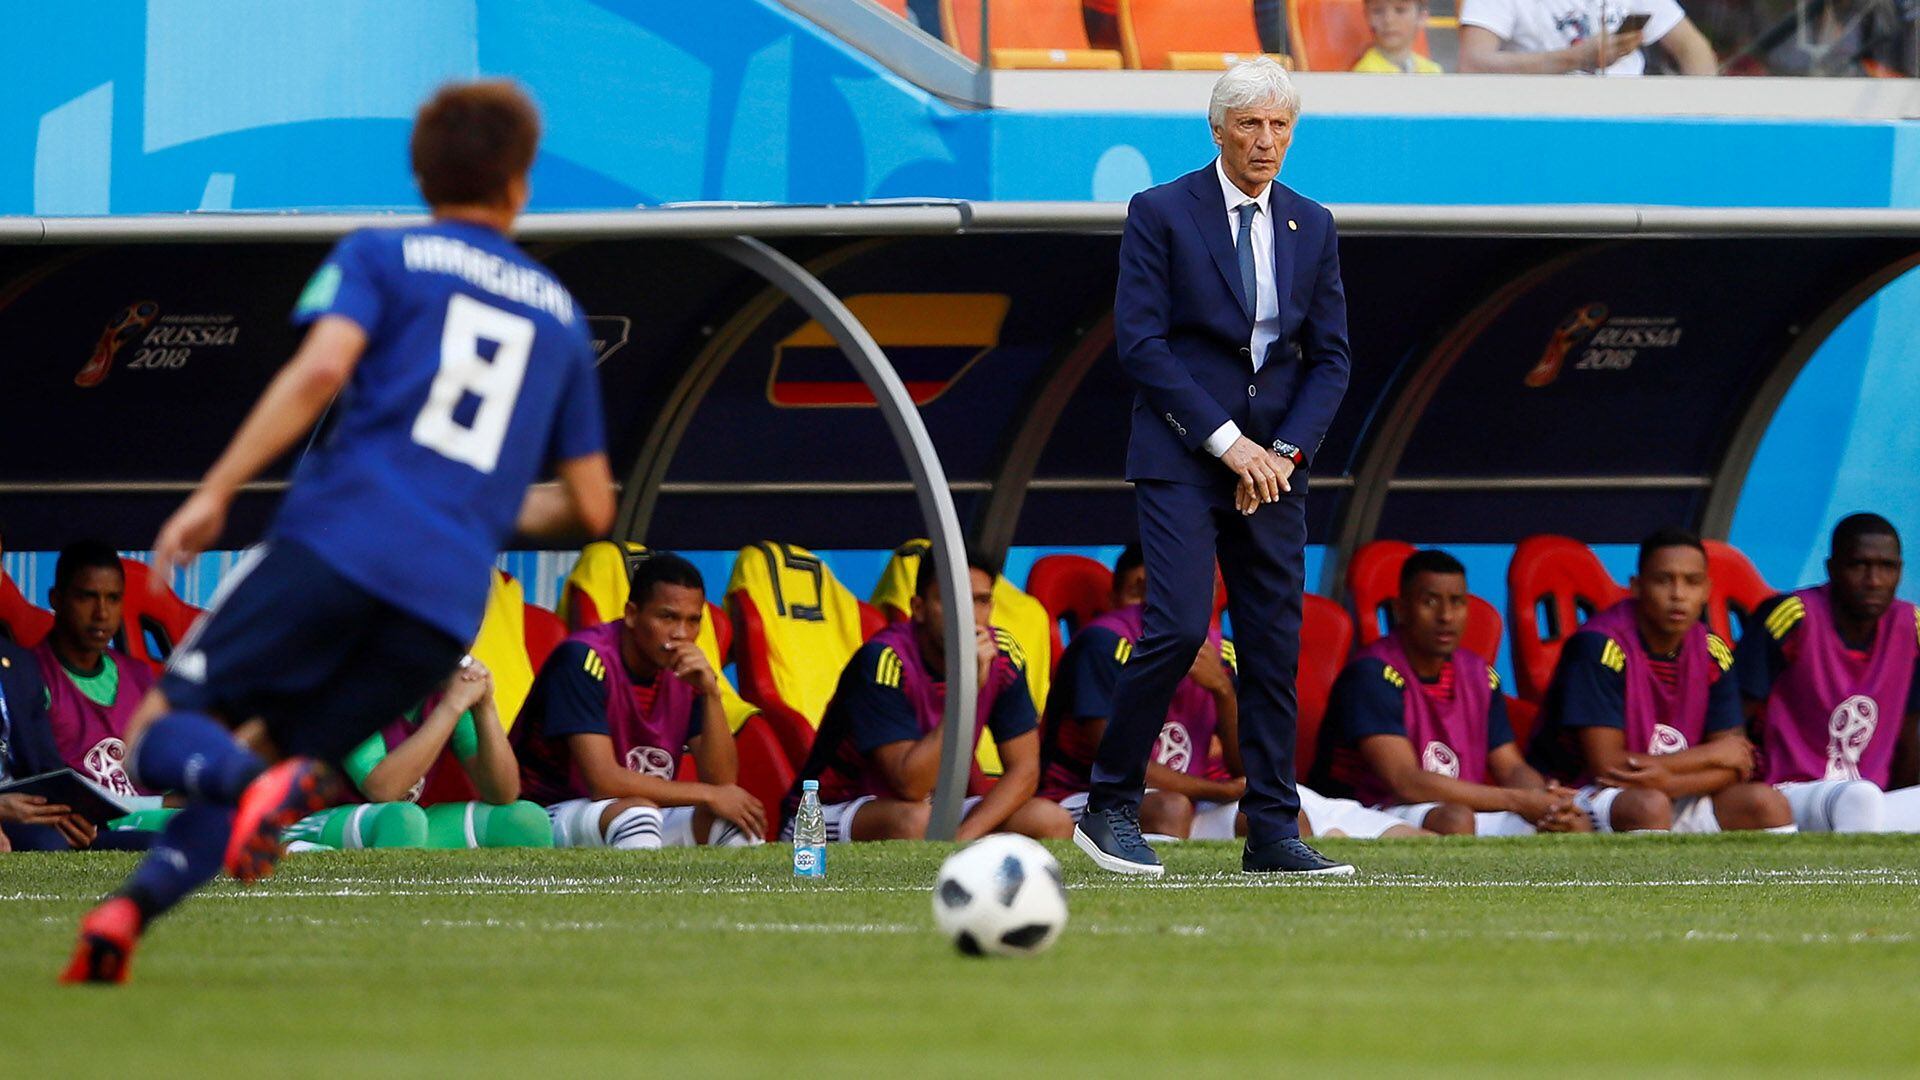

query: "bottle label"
xmin=793 ymin=844 xmax=826 ymax=878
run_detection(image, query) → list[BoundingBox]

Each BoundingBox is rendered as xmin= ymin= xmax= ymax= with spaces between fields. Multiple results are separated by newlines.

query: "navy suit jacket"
xmin=1115 ymin=163 xmax=1350 ymax=489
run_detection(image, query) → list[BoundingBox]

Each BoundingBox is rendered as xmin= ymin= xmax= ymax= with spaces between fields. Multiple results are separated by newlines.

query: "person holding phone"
xmin=1458 ymin=0 xmax=1718 ymax=75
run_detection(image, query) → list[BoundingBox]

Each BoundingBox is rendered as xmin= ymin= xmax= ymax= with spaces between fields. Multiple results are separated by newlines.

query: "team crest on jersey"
xmin=1153 ymin=721 xmax=1193 ymax=772
xmin=625 ymin=745 xmax=677 ymax=779
xmin=1421 ymin=740 xmax=1460 ymax=778
xmin=1648 ymin=724 xmax=1689 ymax=755
xmin=1824 ymin=694 xmax=1877 ymax=781
xmin=83 ymin=737 xmax=137 ymax=797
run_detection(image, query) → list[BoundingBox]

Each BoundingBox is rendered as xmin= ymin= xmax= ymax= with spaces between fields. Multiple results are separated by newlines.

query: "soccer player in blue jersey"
xmin=61 ymin=81 xmax=615 ymax=984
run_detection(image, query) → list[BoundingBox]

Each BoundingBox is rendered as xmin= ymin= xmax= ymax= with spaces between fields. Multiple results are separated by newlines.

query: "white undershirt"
xmin=1203 ymin=158 xmax=1278 ymax=458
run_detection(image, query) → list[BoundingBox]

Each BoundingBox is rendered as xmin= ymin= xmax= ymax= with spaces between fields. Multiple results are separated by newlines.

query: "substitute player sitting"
xmin=514 ymin=553 xmax=764 ymax=850
xmin=63 ymin=79 xmax=616 ymax=984
xmin=1041 ymin=544 xmax=1246 ymax=839
xmin=1529 ymin=528 xmax=1792 ymax=833
xmin=783 ymin=552 xmax=1073 ymax=843
xmin=1316 ymin=550 xmax=1585 ymax=835
xmin=1739 ymin=513 xmax=1920 ymax=832
xmin=32 ymin=542 xmax=156 ymax=801
xmin=285 ymin=658 xmax=550 ymax=850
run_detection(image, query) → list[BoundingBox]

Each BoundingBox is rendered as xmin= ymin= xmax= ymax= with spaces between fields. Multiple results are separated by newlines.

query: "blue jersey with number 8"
xmin=274 ymin=220 xmax=605 ymax=642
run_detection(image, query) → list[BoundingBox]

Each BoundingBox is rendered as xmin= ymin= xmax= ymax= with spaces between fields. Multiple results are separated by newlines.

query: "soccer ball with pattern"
xmin=931 ymin=834 xmax=1068 ymax=957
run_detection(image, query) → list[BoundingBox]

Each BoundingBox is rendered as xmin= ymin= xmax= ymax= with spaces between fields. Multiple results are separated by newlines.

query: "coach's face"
xmin=1213 ymin=104 xmax=1295 ymax=196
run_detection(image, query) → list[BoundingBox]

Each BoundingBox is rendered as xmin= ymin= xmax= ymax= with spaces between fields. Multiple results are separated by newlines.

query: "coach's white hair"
xmin=1208 ymin=57 xmax=1300 ymax=128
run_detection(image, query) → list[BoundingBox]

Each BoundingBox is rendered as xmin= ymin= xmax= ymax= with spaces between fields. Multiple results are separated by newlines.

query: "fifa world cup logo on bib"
xmin=1153 ymin=722 xmax=1194 ymax=772
xmin=83 ymin=737 xmax=137 ymax=797
xmin=1647 ymin=724 xmax=1689 ymax=756
xmin=1421 ymin=740 xmax=1460 ymax=778
xmin=625 ymin=745 xmax=676 ymax=779
xmin=1824 ymin=694 xmax=1877 ymax=781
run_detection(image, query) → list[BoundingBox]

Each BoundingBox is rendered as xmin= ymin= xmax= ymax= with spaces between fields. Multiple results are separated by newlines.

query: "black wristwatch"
xmin=1270 ymin=440 xmax=1306 ymax=467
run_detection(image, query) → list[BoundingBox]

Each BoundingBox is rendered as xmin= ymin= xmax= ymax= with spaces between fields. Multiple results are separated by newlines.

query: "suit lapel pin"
xmin=1287 ymin=219 xmax=1298 ymax=231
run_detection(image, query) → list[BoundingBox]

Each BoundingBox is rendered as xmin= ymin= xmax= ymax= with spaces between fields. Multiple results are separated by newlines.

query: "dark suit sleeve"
xmin=1274 ymin=205 xmax=1351 ymax=466
xmin=1114 ymin=191 xmax=1233 ymax=454
xmin=2 ymin=654 xmax=65 ymax=777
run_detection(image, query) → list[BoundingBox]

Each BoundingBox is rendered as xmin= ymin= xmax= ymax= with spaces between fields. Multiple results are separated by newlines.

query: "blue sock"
xmin=120 ymin=803 xmax=233 ymax=923
xmin=129 ymin=712 xmax=264 ymax=804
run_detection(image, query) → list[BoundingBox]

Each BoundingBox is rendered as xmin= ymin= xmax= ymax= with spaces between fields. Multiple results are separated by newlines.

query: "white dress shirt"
xmin=1203 ymin=157 xmax=1279 ymax=458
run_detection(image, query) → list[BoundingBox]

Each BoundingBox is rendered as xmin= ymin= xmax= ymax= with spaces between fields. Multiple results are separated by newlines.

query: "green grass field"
xmin=6 ymin=835 xmax=1920 ymax=1076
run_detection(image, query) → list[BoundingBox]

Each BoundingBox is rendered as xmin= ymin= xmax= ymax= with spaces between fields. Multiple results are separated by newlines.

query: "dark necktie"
xmin=1236 ymin=202 xmax=1258 ymax=314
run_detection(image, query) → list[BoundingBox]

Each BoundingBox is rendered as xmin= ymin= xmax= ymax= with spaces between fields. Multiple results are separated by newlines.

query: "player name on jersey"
xmin=400 ymin=234 xmax=576 ymax=325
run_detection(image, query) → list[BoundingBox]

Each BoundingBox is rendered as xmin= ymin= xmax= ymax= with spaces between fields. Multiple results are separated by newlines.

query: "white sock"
xmin=708 ymin=819 xmax=763 ymax=847
xmin=1764 ymin=824 xmax=1799 ymax=834
xmin=1827 ymin=781 xmax=1884 ymax=833
xmin=603 ymin=805 xmax=664 ymax=850
xmin=1880 ymin=786 xmax=1920 ymax=832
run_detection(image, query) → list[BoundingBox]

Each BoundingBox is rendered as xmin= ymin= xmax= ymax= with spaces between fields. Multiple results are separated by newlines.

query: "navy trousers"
xmin=1088 ymin=477 xmax=1306 ymax=846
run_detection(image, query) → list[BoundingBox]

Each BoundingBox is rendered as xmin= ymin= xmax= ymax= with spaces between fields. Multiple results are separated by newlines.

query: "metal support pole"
xmin=703 ymin=236 xmax=978 ymax=841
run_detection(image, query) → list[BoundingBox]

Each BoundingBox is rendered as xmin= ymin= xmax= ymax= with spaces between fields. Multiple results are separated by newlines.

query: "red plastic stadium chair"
xmin=675 ymin=713 xmax=798 ymax=830
xmin=522 ymin=603 xmax=569 ymax=674
xmin=1118 ymin=0 xmax=1289 ymax=69
xmin=0 ymin=572 xmax=52 ymax=647
xmin=1289 ymin=0 xmax=1431 ymax=70
xmin=1703 ymin=539 xmax=1773 ymax=645
xmin=1296 ymin=593 xmax=1355 ymax=779
xmin=1025 ymin=554 xmax=1113 ymax=663
xmin=1346 ymin=539 xmax=1505 ymax=661
xmin=117 ymin=558 xmax=205 ymax=675
xmin=1507 ymin=536 xmax=1627 ymax=704
xmin=941 ymin=0 xmax=1125 ymax=68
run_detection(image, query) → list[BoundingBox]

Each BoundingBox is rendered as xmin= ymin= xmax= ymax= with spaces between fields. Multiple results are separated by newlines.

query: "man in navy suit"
xmin=1075 ymin=58 xmax=1354 ymax=877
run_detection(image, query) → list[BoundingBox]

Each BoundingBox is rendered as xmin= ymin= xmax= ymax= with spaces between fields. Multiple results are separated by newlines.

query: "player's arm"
xmin=1190 ymin=641 xmax=1245 ymax=780
xmin=956 ymin=729 xmax=1041 ymax=842
xmin=516 ymin=452 xmax=615 ymax=539
xmin=1359 ymin=734 xmax=1561 ymax=818
xmin=1657 ymin=17 xmax=1717 ymax=75
xmin=152 ymin=317 xmax=367 ymax=576
xmin=457 ymin=667 xmax=520 ymax=805
xmin=678 ymin=644 xmax=739 ymax=787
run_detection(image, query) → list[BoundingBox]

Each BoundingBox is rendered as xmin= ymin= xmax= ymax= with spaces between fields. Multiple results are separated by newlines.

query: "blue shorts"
xmin=157 ymin=539 xmax=466 ymax=763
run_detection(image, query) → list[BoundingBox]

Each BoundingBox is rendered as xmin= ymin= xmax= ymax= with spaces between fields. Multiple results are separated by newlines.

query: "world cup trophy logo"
xmin=83 ymin=737 xmax=137 ymax=797
xmin=76 ymin=300 xmax=160 ymax=388
xmin=1153 ymin=721 xmax=1194 ymax=773
xmin=1648 ymin=724 xmax=1689 ymax=755
xmin=1824 ymin=694 xmax=1877 ymax=781
xmin=1422 ymin=740 xmax=1461 ymax=778
xmin=1524 ymin=302 xmax=1608 ymax=388
xmin=625 ymin=745 xmax=677 ymax=779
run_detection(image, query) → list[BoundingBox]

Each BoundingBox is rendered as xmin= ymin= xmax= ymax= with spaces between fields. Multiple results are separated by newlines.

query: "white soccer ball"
xmin=931 ymin=834 xmax=1068 ymax=957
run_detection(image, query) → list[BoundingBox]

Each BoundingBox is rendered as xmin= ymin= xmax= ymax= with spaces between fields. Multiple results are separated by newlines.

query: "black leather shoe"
xmin=1242 ymin=837 xmax=1355 ymax=876
xmin=1073 ymin=806 xmax=1164 ymax=877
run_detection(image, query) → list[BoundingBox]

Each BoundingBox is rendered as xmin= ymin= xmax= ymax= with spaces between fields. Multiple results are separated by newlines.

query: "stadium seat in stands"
xmin=561 ymin=539 xmax=756 ymax=731
xmin=1507 ymin=535 xmax=1627 ymax=703
xmin=675 ymin=713 xmax=797 ymax=832
xmin=941 ymin=0 xmax=1125 ymax=68
xmin=871 ymin=539 xmax=1053 ymax=776
xmin=1025 ymin=553 xmax=1113 ymax=662
xmin=1703 ymin=539 xmax=1773 ymax=644
xmin=1346 ymin=539 xmax=1505 ymax=661
xmin=1117 ymin=0 xmax=1291 ymax=70
xmin=727 ymin=542 xmax=879 ymax=766
xmin=0 ymin=571 xmax=51 ymax=647
xmin=1296 ymin=593 xmax=1354 ymax=779
xmin=1289 ymin=0 xmax=1430 ymax=70
xmin=473 ymin=571 xmax=537 ymax=729
xmin=116 ymin=558 xmax=204 ymax=675
xmin=873 ymin=0 xmax=913 ymax=18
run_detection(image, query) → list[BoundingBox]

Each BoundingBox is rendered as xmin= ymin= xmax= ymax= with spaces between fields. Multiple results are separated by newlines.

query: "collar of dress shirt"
xmin=1215 ymin=156 xmax=1271 ymax=221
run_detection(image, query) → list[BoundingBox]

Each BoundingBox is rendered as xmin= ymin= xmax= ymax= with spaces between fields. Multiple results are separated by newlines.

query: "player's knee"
xmin=1422 ymin=803 xmax=1477 ymax=835
xmin=862 ymin=800 xmax=929 ymax=840
xmin=1828 ymin=781 xmax=1884 ymax=834
xmin=1609 ymin=788 xmax=1673 ymax=832
xmin=491 ymin=801 xmax=555 ymax=848
xmin=1141 ymin=791 xmax=1195 ymax=838
xmin=1715 ymin=782 xmax=1793 ymax=830
xmin=368 ymin=802 xmax=429 ymax=848
xmin=1021 ymin=798 xmax=1075 ymax=840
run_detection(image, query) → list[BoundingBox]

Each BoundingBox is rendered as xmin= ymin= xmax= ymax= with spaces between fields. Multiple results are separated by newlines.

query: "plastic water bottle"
xmin=793 ymin=779 xmax=826 ymax=880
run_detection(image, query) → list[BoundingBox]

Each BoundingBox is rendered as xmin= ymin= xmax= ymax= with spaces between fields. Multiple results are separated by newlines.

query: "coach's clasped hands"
xmin=1222 ymin=436 xmax=1293 ymax=516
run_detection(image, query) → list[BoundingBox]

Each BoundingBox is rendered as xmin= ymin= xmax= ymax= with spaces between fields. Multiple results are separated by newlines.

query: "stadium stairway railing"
xmin=1507 ymin=535 xmax=1627 ymax=704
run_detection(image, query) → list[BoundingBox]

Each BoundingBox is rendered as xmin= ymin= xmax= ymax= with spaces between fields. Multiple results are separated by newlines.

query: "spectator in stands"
xmin=1043 ymin=545 xmax=1425 ymax=840
xmin=1528 ymin=528 xmax=1793 ymax=833
xmin=33 ymin=542 xmax=155 ymax=801
xmin=1354 ymin=0 xmax=1445 ymax=72
xmin=1083 ymin=0 xmax=1121 ymax=49
xmin=513 ymin=553 xmax=766 ymax=851
xmin=1739 ymin=513 xmax=1920 ymax=832
xmin=283 ymin=658 xmax=551 ymax=850
xmin=782 ymin=550 xmax=1073 ymax=843
xmin=1459 ymin=0 xmax=1718 ymax=74
xmin=0 ymin=633 xmax=100 ymax=852
xmin=1766 ymin=0 xmax=1917 ymax=77
xmin=1316 ymin=550 xmax=1586 ymax=834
